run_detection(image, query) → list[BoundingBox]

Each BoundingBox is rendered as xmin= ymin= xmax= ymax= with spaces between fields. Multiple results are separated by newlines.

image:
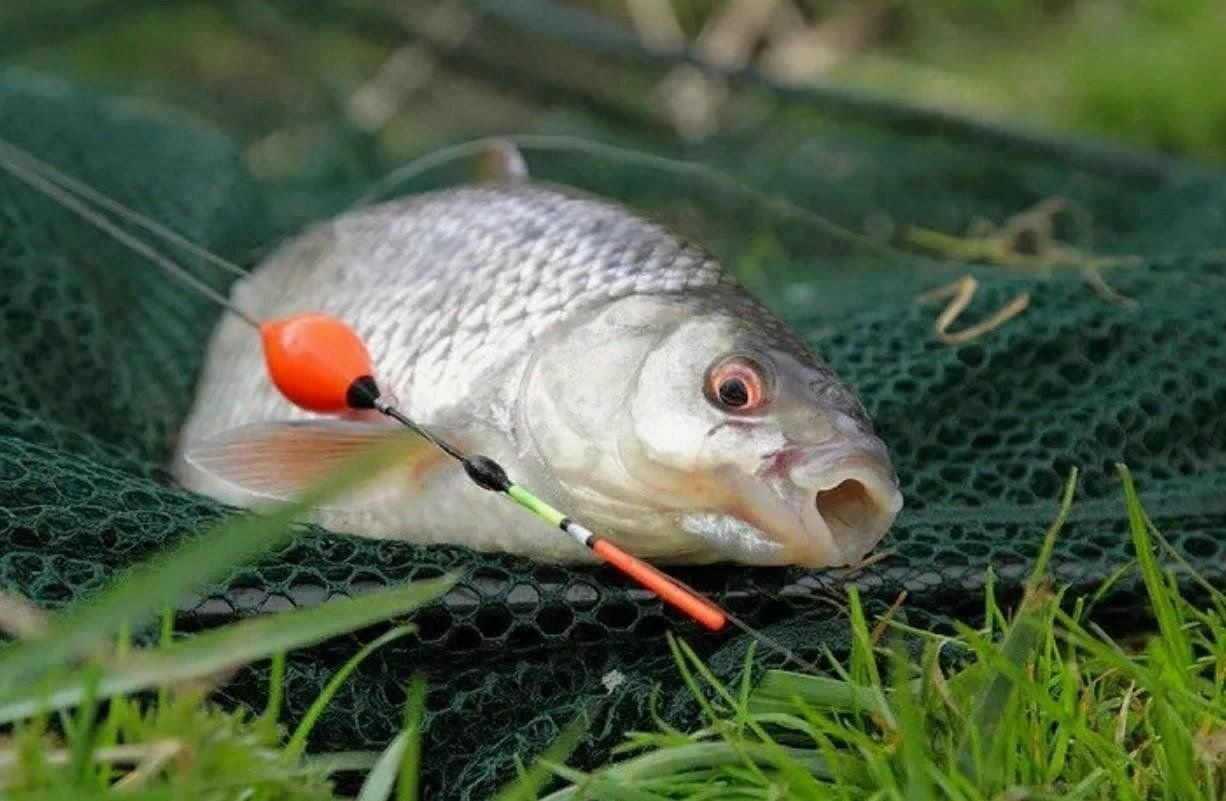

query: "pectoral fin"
xmin=181 ymin=420 xmax=450 ymax=508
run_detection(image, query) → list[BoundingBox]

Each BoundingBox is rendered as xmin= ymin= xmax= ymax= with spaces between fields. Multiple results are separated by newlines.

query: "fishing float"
xmin=0 ymin=136 xmax=729 ymax=633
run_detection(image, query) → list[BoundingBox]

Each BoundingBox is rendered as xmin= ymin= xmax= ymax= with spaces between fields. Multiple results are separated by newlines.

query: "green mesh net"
xmin=2 ymin=5 xmax=1226 ymax=799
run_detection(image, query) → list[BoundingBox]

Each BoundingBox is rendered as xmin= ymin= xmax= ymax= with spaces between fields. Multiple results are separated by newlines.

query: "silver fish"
xmin=172 ymin=175 xmax=903 ymax=567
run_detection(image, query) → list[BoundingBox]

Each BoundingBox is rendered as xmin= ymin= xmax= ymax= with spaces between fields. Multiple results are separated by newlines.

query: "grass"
xmin=0 ymin=460 xmax=1222 ymax=798
xmin=0 ymin=433 xmax=459 ymax=799
xmin=541 ymin=466 xmax=1226 ymax=800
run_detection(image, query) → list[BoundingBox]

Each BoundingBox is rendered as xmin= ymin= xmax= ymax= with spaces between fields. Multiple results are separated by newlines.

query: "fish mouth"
xmin=680 ymin=449 xmax=903 ymax=568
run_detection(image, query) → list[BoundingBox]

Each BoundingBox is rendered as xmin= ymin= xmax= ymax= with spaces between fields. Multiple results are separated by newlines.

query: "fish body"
xmin=173 ymin=181 xmax=903 ymax=567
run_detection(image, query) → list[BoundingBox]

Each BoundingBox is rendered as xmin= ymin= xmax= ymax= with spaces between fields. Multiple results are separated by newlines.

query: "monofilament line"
xmin=0 ymin=136 xmax=249 ymax=279
xmin=0 ymin=139 xmax=260 ymax=330
xmin=0 ymin=132 xmax=805 ymax=643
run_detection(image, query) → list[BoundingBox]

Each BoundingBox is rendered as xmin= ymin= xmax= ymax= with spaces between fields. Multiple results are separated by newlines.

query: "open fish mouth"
xmin=679 ymin=450 xmax=904 ymax=567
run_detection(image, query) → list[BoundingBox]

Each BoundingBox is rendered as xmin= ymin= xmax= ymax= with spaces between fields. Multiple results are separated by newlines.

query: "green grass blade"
xmin=357 ymin=731 xmax=410 ymax=801
xmin=259 ymin=650 xmax=286 ymax=735
xmin=957 ymin=586 xmax=1052 ymax=780
xmin=305 ymin=750 xmax=384 ymax=775
xmin=540 ymin=762 xmax=671 ymax=801
xmin=1152 ymin=696 xmax=1203 ymax=801
xmin=154 ymin=604 xmax=174 ymax=711
xmin=953 ymin=467 xmax=1077 ymax=779
xmin=890 ymin=645 xmax=935 ymax=801
xmin=285 ymin=625 xmax=417 ymax=758
xmin=0 ymin=434 xmax=419 ymax=693
xmin=398 ymin=674 xmax=427 ymax=801
xmin=66 ymin=668 xmax=101 ymax=784
xmin=749 ymin=670 xmax=892 ymax=719
xmin=847 ymin=586 xmax=883 ymax=690
xmin=493 ymin=713 xmax=588 ymax=801
xmin=1143 ymin=505 xmax=1226 ymax=614
xmin=540 ymin=741 xmax=833 ymax=801
xmin=1117 ymin=463 xmax=1194 ymax=669
xmin=0 ymin=575 xmax=455 ymax=723
xmin=1029 ymin=467 xmax=1079 ymax=588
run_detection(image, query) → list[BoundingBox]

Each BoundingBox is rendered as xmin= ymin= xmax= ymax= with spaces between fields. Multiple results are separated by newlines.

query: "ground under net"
xmin=2 ymin=10 xmax=1226 ymax=800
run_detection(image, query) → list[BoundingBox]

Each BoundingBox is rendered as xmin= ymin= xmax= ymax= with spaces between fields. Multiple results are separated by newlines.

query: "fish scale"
xmin=177 ymin=182 xmax=730 ymax=452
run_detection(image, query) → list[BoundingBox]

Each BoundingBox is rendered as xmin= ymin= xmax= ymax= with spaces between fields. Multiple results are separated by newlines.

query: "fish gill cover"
xmin=1 ymin=3 xmax=1226 ymax=799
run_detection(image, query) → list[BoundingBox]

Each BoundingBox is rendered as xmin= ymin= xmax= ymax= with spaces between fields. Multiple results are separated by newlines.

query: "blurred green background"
xmin=3 ymin=0 xmax=1222 ymax=183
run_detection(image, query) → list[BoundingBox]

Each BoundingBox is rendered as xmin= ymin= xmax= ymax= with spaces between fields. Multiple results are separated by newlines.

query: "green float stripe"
xmin=506 ymin=484 xmax=567 ymax=528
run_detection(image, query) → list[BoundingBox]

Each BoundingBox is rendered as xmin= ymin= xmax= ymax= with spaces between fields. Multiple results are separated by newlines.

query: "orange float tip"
xmin=590 ymin=538 xmax=728 ymax=632
xmin=259 ymin=313 xmax=378 ymax=413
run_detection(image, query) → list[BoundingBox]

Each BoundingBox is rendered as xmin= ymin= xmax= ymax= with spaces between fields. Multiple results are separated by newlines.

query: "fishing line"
xmin=0 ymin=136 xmax=737 ymax=635
xmin=0 ymin=137 xmax=249 ymax=280
xmin=1 ymin=136 xmax=869 ymax=676
xmin=674 ymin=589 xmax=829 ymax=676
xmin=0 ymin=139 xmax=260 ymax=328
xmin=353 ymin=133 xmax=936 ymax=267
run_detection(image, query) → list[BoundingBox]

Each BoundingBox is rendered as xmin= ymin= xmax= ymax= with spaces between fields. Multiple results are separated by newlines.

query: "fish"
xmin=172 ymin=159 xmax=904 ymax=568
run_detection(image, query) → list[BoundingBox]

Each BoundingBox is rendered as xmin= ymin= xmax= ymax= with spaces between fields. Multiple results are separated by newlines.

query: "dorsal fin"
xmin=472 ymin=138 xmax=530 ymax=183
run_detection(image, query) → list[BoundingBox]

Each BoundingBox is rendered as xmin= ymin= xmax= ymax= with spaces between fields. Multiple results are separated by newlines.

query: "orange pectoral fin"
xmin=182 ymin=419 xmax=449 ymax=507
xmin=406 ymin=445 xmax=452 ymax=491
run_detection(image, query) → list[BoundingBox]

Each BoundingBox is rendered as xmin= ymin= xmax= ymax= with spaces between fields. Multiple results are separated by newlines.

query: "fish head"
xmin=519 ymin=292 xmax=903 ymax=568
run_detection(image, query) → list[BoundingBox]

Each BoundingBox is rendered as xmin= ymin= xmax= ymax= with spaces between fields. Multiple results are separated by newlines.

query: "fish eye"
xmin=705 ymin=357 xmax=769 ymax=412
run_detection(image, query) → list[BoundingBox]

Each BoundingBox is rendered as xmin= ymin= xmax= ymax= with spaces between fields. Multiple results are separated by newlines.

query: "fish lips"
xmin=680 ymin=445 xmax=903 ymax=568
